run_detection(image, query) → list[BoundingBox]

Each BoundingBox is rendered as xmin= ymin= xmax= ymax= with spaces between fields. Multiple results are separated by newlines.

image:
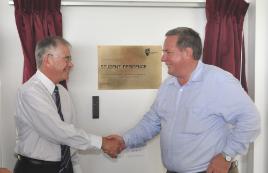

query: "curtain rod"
xmin=9 ymin=0 xmax=205 ymax=8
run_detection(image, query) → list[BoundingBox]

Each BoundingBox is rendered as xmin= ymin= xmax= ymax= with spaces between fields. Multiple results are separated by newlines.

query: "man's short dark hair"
xmin=165 ymin=27 xmax=202 ymax=60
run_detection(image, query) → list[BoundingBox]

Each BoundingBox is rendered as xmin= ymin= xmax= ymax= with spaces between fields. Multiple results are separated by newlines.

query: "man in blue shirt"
xmin=105 ymin=27 xmax=260 ymax=173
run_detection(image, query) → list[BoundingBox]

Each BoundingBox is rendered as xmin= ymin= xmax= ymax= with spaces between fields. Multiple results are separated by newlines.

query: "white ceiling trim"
xmin=9 ymin=0 xmax=206 ymax=8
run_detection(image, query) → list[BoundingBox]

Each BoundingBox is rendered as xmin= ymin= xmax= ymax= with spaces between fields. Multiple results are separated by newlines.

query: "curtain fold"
xmin=14 ymin=0 xmax=62 ymax=83
xmin=203 ymin=0 xmax=249 ymax=91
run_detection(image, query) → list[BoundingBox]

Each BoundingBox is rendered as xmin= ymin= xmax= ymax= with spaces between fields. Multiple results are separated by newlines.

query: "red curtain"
xmin=14 ymin=0 xmax=62 ymax=83
xmin=203 ymin=0 xmax=249 ymax=91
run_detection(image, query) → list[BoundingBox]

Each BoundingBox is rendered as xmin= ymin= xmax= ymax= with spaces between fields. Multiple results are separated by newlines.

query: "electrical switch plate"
xmin=92 ymin=96 xmax=99 ymax=119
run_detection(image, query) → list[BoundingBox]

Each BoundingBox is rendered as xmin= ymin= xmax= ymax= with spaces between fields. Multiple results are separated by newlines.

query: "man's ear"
xmin=39 ymin=54 xmax=50 ymax=71
xmin=42 ymin=54 xmax=53 ymax=67
xmin=184 ymin=47 xmax=194 ymax=58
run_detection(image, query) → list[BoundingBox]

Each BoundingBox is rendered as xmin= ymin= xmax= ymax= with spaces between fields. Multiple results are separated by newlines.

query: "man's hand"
xmin=207 ymin=153 xmax=231 ymax=173
xmin=0 ymin=168 xmax=12 ymax=173
xmin=101 ymin=135 xmax=125 ymax=158
xmin=106 ymin=135 xmax=126 ymax=152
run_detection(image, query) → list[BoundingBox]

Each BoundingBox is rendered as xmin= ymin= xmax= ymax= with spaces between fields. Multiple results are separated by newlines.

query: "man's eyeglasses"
xmin=63 ymin=55 xmax=72 ymax=62
xmin=48 ymin=53 xmax=72 ymax=62
xmin=162 ymin=50 xmax=176 ymax=56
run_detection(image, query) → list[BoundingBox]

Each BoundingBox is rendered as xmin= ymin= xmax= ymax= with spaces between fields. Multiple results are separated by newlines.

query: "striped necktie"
xmin=53 ymin=86 xmax=73 ymax=173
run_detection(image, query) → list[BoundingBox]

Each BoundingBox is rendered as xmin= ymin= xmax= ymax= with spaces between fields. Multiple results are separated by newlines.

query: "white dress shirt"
xmin=15 ymin=70 xmax=102 ymax=173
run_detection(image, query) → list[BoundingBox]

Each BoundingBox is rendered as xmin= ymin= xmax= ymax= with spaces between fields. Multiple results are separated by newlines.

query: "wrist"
xmin=221 ymin=152 xmax=233 ymax=162
xmin=101 ymin=137 xmax=107 ymax=150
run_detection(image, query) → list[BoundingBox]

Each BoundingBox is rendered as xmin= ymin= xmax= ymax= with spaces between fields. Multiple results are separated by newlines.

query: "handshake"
xmin=101 ymin=135 xmax=126 ymax=158
xmin=0 ymin=168 xmax=11 ymax=173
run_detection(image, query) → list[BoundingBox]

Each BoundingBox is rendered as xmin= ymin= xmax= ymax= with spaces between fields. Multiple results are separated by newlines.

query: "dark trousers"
xmin=167 ymin=171 xmax=205 ymax=173
xmin=167 ymin=161 xmax=238 ymax=173
xmin=13 ymin=155 xmax=73 ymax=173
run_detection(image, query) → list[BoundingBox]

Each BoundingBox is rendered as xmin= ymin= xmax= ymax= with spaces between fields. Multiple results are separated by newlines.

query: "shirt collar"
xmin=189 ymin=60 xmax=204 ymax=82
xmin=36 ymin=70 xmax=56 ymax=95
xmin=167 ymin=60 xmax=204 ymax=86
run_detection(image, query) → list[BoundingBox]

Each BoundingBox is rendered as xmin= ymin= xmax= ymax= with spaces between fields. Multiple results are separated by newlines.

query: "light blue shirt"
xmin=123 ymin=61 xmax=260 ymax=173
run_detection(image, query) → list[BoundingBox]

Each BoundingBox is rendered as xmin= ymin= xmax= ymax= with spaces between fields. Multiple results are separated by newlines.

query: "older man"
xmin=14 ymin=36 xmax=119 ymax=173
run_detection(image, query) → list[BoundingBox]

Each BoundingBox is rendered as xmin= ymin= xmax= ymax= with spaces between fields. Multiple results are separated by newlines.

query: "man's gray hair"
xmin=35 ymin=36 xmax=71 ymax=68
xmin=165 ymin=27 xmax=202 ymax=60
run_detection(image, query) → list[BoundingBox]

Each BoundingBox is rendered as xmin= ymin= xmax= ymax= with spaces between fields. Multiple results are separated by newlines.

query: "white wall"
xmin=242 ymin=1 xmax=256 ymax=172
xmin=0 ymin=0 xmax=263 ymax=172
xmin=254 ymin=0 xmax=268 ymax=172
xmin=0 ymin=41 xmax=1 ymax=166
xmin=62 ymin=5 xmax=206 ymax=173
xmin=0 ymin=0 xmax=23 ymax=170
xmin=0 ymin=1 xmax=206 ymax=171
xmin=0 ymin=18 xmax=1 ymax=162
xmin=0 ymin=80 xmax=2 ymax=167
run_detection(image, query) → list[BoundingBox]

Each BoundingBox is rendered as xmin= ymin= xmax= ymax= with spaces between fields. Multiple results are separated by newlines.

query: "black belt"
xmin=167 ymin=171 xmax=205 ymax=173
xmin=14 ymin=155 xmax=62 ymax=173
xmin=17 ymin=155 xmax=61 ymax=166
xmin=167 ymin=161 xmax=238 ymax=173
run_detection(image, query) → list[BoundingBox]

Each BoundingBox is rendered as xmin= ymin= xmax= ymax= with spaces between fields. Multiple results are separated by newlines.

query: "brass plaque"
xmin=98 ymin=45 xmax=162 ymax=89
